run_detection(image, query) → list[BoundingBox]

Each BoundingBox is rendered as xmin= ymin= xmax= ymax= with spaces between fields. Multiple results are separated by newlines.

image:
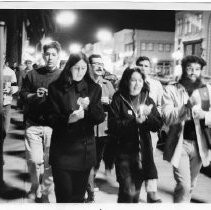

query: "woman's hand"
xmin=138 ymin=104 xmax=153 ymax=117
xmin=136 ymin=104 xmax=153 ymax=124
xmin=68 ymin=108 xmax=84 ymax=123
xmin=101 ymin=96 xmax=110 ymax=104
xmin=77 ymin=97 xmax=90 ymax=110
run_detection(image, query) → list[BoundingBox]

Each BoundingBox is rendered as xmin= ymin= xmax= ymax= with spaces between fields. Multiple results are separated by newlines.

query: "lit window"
xmin=197 ymin=14 xmax=202 ymax=31
xmin=141 ymin=42 xmax=146 ymax=50
xmin=158 ymin=44 xmax=164 ymax=52
xmin=147 ymin=43 xmax=154 ymax=51
xmin=184 ymin=18 xmax=188 ymax=34
xmin=165 ymin=44 xmax=171 ymax=52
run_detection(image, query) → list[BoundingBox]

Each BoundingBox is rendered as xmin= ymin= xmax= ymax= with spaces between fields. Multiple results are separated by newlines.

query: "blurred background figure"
xmin=0 ymin=59 xmax=18 ymax=195
xmin=24 ymin=59 xmax=33 ymax=71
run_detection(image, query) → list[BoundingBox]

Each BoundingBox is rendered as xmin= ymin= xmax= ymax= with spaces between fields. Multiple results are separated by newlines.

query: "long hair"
xmin=57 ymin=52 xmax=93 ymax=90
xmin=118 ymin=67 xmax=149 ymax=97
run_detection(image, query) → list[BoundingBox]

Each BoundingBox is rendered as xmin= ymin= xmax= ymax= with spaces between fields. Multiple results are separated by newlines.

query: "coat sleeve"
xmin=162 ymin=85 xmax=190 ymax=125
xmin=108 ymin=93 xmax=137 ymax=137
xmin=46 ymin=84 xmax=69 ymax=128
xmin=204 ymin=84 xmax=211 ymax=128
xmin=156 ymin=80 xmax=164 ymax=114
xmin=140 ymin=98 xmax=163 ymax=132
xmin=20 ymin=70 xmax=46 ymax=109
xmin=84 ymin=85 xmax=105 ymax=125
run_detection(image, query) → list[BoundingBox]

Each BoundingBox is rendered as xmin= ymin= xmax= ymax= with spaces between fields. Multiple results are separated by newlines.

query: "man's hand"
xmin=68 ymin=108 xmax=84 ymax=123
xmin=77 ymin=97 xmax=90 ymax=110
xmin=37 ymin=87 xmax=48 ymax=98
xmin=192 ymin=105 xmax=205 ymax=119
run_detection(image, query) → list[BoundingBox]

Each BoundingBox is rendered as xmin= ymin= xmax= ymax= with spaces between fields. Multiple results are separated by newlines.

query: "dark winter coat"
xmin=47 ymin=78 xmax=105 ymax=171
xmin=108 ymin=91 xmax=163 ymax=179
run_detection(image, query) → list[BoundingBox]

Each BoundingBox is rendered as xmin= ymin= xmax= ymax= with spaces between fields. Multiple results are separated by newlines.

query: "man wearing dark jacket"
xmin=20 ymin=41 xmax=61 ymax=202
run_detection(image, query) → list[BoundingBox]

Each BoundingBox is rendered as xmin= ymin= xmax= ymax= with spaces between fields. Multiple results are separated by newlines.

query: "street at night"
xmin=1 ymin=1 xmax=211 ymax=205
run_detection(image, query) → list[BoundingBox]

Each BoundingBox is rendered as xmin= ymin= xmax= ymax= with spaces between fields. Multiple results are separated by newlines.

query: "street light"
xmin=56 ymin=11 xmax=76 ymax=27
xmin=96 ymin=29 xmax=112 ymax=42
xmin=69 ymin=43 xmax=82 ymax=53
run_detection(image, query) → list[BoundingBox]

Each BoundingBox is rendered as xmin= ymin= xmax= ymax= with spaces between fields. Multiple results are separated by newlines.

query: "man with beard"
xmin=162 ymin=55 xmax=211 ymax=202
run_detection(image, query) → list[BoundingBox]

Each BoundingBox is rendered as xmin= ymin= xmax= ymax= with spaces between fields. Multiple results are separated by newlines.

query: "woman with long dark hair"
xmin=46 ymin=52 xmax=105 ymax=203
xmin=108 ymin=67 xmax=163 ymax=203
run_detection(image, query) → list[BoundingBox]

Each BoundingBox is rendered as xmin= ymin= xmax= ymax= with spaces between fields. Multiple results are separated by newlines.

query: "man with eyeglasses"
xmin=20 ymin=41 xmax=62 ymax=202
xmin=162 ymin=55 xmax=211 ymax=202
xmin=85 ymin=54 xmax=115 ymax=202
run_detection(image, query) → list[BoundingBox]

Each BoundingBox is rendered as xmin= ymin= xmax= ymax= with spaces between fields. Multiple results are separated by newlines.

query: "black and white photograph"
xmin=0 ymin=0 xmax=211 ymax=207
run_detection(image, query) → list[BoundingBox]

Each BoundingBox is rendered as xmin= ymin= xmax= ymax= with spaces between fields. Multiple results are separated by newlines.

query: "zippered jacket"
xmin=108 ymin=91 xmax=163 ymax=179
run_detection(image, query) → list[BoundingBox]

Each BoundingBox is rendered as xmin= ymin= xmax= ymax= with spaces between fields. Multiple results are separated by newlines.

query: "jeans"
xmin=25 ymin=122 xmax=54 ymax=199
xmin=52 ymin=166 xmax=91 ymax=203
xmin=173 ymin=139 xmax=202 ymax=203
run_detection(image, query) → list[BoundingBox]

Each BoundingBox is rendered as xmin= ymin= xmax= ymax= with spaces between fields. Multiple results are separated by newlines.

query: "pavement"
xmin=1 ymin=101 xmax=211 ymax=204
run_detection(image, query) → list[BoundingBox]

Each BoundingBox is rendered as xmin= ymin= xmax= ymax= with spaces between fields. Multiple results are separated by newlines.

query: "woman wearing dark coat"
xmin=46 ymin=52 xmax=105 ymax=203
xmin=108 ymin=67 xmax=163 ymax=203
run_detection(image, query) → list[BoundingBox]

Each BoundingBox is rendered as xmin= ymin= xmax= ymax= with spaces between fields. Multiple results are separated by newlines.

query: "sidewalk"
xmin=1 ymin=104 xmax=211 ymax=203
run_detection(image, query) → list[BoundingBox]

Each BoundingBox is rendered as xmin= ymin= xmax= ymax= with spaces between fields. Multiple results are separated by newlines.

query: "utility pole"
xmin=0 ymin=21 xmax=5 ymax=187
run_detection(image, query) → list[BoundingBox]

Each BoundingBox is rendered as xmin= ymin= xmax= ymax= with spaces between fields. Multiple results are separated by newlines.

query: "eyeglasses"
xmin=186 ymin=66 xmax=201 ymax=73
xmin=91 ymin=62 xmax=104 ymax=67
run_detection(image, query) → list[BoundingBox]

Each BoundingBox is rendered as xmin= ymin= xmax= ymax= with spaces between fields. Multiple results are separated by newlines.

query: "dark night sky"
xmin=0 ymin=9 xmax=176 ymax=51
xmin=52 ymin=10 xmax=175 ymax=50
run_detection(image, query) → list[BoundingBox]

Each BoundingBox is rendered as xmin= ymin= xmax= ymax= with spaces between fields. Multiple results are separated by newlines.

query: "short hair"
xmin=136 ymin=56 xmax=151 ymax=66
xmin=89 ymin=54 xmax=102 ymax=64
xmin=181 ymin=55 xmax=206 ymax=72
xmin=43 ymin=41 xmax=61 ymax=54
xmin=118 ymin=67 xmax=149 ymax=97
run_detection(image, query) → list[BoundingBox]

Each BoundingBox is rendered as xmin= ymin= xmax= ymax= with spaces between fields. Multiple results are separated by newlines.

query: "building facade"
xmin=85 ymin=29 xmax=175 ymax=77
xmin=175 ymin=11 xmax=211 ymax=76
xmin=113 ymin=29 xmax=175 ymax=76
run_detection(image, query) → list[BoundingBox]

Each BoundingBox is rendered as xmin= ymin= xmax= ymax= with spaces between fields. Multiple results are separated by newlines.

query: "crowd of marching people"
xmin=1 ymin=40 xmax=211 ymax=203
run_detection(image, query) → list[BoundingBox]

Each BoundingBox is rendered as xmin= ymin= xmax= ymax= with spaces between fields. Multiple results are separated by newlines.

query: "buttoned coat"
xmin=47 ymin=79 xmax=105 ymax=171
